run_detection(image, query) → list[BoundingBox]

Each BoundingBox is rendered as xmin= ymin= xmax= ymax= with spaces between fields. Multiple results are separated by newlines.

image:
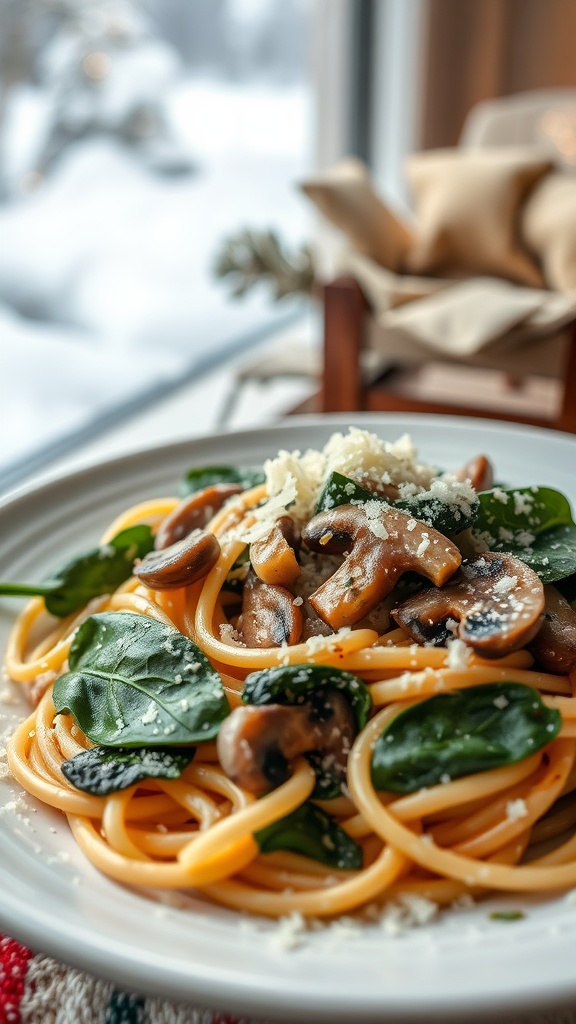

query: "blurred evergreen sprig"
xmin=213 ymin=228 xmax=316 ymax=301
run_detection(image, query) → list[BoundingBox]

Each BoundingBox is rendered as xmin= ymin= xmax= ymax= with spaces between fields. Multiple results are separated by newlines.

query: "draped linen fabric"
xmin=301 ymin=155 xmax=576 ymax=365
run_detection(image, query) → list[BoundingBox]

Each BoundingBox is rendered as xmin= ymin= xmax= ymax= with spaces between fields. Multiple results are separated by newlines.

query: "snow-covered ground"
xmin=0 ymin=77 xmax=314 ymax=487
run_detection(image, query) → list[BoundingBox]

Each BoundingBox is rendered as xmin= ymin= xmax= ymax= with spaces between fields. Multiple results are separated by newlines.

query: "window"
xmin=0 ymin=0 xmax=315 ymax=487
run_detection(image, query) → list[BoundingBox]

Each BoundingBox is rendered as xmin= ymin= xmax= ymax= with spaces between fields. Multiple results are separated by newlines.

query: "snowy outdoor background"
xmin=0 ymin=0 xmax=315 ymax=489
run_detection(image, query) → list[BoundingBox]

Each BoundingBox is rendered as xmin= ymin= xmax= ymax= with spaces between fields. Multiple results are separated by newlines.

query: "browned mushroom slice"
xmin=133 ymin=530 xmax=220 ymax=590
xmin=454 ymin=455 xmax=494 ymax=492
xmin=216 ymin=690 xmax=356 ymax=793
xmin=238 ymin=570 xmax=303 ymax=647
xmin=154 ymin=483 xmax=243 ymax=550
xmin=529 ymin=585 xmax=576 ymax=674
xmin=364 ymin=481 xmax=401 ymax=502
xmin=301 ymin=504 xmax=462 ymax=630
xmin=250 ymin=515 xmax=301 ymax=587
xmin=393 ymin=552 xmax=545 ymax=658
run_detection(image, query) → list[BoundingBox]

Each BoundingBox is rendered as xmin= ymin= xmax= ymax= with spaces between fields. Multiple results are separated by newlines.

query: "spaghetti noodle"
xmin=3 ymin=427 xmax=576 ymax=922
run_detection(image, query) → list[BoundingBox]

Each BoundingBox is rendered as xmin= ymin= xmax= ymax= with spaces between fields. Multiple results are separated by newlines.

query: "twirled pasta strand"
xmin=4 ymin=488 xmax=576 ymax=921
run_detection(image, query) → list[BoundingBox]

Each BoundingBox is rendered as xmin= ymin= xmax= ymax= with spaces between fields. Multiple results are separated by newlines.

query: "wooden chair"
xmin=320 ymin=274 xmax=576 ymax=433
xmin=319 ymin=91 xmax=576 ymax=433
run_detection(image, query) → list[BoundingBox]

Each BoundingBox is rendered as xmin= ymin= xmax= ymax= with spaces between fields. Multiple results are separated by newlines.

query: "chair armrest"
xmin=558 ymin=318 xmax=576 ymax=433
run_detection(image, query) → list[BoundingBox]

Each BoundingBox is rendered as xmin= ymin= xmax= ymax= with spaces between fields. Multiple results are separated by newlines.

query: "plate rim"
xmin=1 ymin=412 xmax=576 ymax=1023
xmin=4 ymin=410 xmax=576 ymax=509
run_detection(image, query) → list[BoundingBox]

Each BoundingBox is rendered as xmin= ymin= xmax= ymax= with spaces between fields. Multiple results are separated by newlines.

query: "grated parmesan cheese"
xmin=416 ymin=533 xmax=430 ymax=557
xmin=445 ymin=638 xmax=472 ymax=670
xmin=363 ymin=499 xmax=389 ymax=540
xmin=219 ymin=623 xmax=245 ymax=646
xmin=0 ymin=687 xmax=19 ymax=707
xmin=492 ymin=488 xmax=509 ymax=505
xmin=506 ymin=799 xmax=528 ymax=821
xmin=269 ymin=911 xmax=307 ymax=950
xmin=236 ymin=428 xmax=441 ymax=541
xmin=492 ymin=574 xmax=518 ymax=595
xmin=378 ymin=893 xmax=438 ymax=936
xmin=513 ymin=491 xmax=535 ymax=516
xmin=141 ymin=701 xmax=158 ymax=725
xmin=304 ymin=627 xmax=351 ymax=657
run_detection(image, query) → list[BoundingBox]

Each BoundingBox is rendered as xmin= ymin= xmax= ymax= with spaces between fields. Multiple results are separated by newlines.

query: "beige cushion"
xmin=522 ymin=172 xmax=576 ymax=292
xmin=405 ymin=148 xmax=552 ymax=287
xmin=300 ymin=158 xmax=414 ymax=272
xmin=336 ymin=250 xmax=576 ymax=362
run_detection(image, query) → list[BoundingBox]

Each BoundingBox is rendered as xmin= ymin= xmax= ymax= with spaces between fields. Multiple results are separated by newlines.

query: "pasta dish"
xmin=2 ymin=427 xmax=576 ymax=923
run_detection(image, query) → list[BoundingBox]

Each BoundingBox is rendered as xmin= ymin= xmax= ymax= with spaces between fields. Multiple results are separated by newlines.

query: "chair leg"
xmin=556 ymin=320 xmax=576 ymax=434
xmin=321 ymin=276 xmax=368 ymax=412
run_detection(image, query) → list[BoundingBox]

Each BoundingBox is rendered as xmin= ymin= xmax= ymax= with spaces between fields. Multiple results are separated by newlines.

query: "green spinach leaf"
xmin=53 ymin=611 xmax=229 ymax=746
xmin=61 ymin=744 xmax=195 ymax=796
xmin=0 ymin=524 xmax=154 ymax=617
xmin=180 ymin=465 xmax=265 ymax=498
xmin=473 ymin=487 xmax=576 ymax=583
xmin=316 ymin=471 xmax=374 ymax=511
xmin=371 ymin=682 xmax=560 ymax=794
xmin=394 ymin=492 xmax=479 ymax=537
xmin=255 ymin=801 xmax=362 ymax=870
xmin=316 ymin=471 xmax=479 ymax=536
xmin=243 ymin=663 xmax=371 ymax=732
xmin=511 ymin=525 xmax=576 ymax=584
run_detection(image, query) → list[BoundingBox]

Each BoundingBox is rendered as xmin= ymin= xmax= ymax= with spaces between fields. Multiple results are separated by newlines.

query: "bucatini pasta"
xmin=3 ymin=427 xmax=576 ymax=921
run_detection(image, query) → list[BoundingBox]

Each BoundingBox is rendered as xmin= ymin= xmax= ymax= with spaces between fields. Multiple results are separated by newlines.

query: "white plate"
xmin=1 ymin=413 xmax=576 ymax=1024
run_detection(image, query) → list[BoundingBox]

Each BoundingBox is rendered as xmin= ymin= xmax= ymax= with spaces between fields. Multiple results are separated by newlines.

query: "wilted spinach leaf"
xmin=512 ymin=525 xmax=576 ymax=584
xmin=473 ymin=487 xmax=576 ymax=583
xmin=371 ymin=682 xmax=560 ymax=794
xmin=62 ymin=744 xmax=195 ymax=796
xmin=53 ymin=611 xmax=229 ymax=746
xmin=316 ymin=471 xmax=478 ymax=536
xmin=243 ymin=663 xmax=371 ymax=732
xmin=180 ymin=465 xmax=265 ymax=498
xmin=316 ymin=471 xmax=374 ymax=511
xmin=255 ymin=801 xmax=362 ymax=870
xmin=394 ymin=491 xmax=479 ymax=537
xmin=0 ymin=524 xmax=154 ymax=618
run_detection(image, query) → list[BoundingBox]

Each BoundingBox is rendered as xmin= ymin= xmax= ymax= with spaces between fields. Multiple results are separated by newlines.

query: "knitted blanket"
xmin=4 ymin=931 xmax=576 ymax=1024
xmin=0 ymin=935 xmax=268 ymax=1024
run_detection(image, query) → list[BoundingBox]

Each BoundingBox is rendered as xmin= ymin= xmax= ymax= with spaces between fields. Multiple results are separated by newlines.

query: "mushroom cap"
xmin=239 ymin=569 xmax=303 ymax=648
xmin=393 ymin=552 xmax=545 ymax=657
xmin=529 ymin=585 xmax=576 ymax=674
xmin=216 ymin=689 xmax=357 ymax=794
xmin=250 ymin=515 xmax=301 ymax=587
xmin=454 ymin=455 xmax=494 ymax=492
xmin=154 ymin=483 xmax=243 ymax=550
xmin=301 ymin=503 xmax=462 ymax=629
xmin=133 ymin=529 xmax=220 ymax=590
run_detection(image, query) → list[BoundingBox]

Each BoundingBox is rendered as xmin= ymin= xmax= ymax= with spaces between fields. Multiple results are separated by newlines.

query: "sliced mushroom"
xmin=301 ymin=504 xmax=462 ymax=629
xmin=133 ymin=529 xmax=220 ymax=590
xmin=529 ymin=585 xmax=576 ymax=673
xmin=217 ymin=689 xmax=356 ymax=793
xmin=238 ymin=569 xmax=303 ymax=647
xmin=154 ymin=483 xmax=243 ymax=550
xmin=393 ymin=552 xmax=545 ymax=657
xmin=454 ymin=455 xmax=494 ymax=492
xmin=363 ymin=480 xmax=401 ymax=502
xmin=250 ymin=515 xmax=301 ymax=587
